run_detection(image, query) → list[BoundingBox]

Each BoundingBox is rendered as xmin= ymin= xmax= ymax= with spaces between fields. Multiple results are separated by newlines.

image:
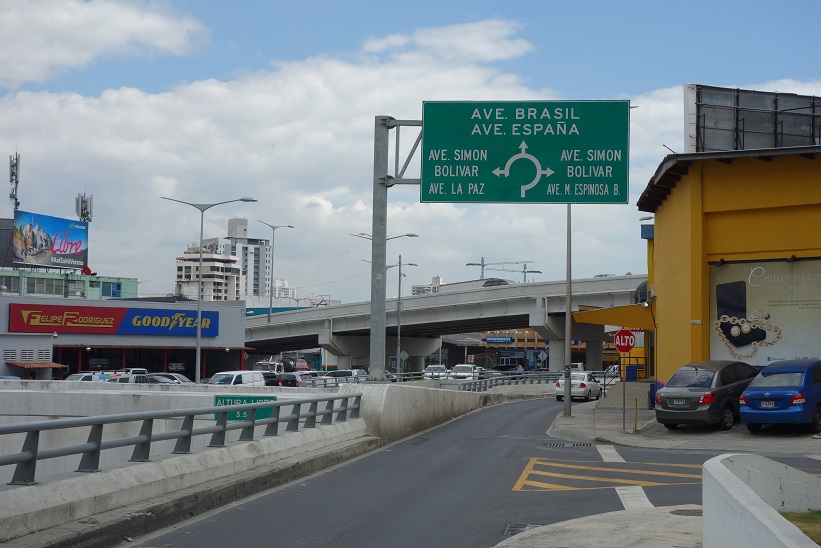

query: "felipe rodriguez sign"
xmin=9 ymin=304 xmax=219 ymax=337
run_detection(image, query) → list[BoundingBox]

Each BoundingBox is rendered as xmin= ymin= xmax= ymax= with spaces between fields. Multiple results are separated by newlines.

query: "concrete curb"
xmin=6 ymin=436 xmax=380 ymax=548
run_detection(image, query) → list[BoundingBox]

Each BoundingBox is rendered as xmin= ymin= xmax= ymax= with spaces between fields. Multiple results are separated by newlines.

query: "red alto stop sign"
xmin=613 ymin=329 xmax=636 ymax=353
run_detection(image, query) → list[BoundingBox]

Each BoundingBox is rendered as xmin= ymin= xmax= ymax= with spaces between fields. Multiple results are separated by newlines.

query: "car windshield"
xmin=427 ymin=366 xmax=446 ymax=371
xmin=66 ymin=374 xmax=86 ymax=381
xmin=208 ymin=374 xmax=234 ymax=385
xmin=453 ymin=366 xmax=471 ymax=372
xmin=666 ymin=368 xmax=716 ymax=388
xmin=748 ymin=371 xmax=804 ymax=388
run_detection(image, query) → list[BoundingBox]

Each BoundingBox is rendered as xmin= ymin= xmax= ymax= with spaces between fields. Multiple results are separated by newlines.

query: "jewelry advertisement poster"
xmin=710 ymin=260 xmax=821 ymax=365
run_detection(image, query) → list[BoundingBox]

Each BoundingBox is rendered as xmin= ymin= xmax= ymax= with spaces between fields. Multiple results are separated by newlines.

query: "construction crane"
xmin=466 ymin=257 xmax=542 ymax=282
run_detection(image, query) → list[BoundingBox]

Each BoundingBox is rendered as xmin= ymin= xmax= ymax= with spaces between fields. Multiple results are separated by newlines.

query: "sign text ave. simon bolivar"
xmin=420 ymin=101 xmax=629 ymax=204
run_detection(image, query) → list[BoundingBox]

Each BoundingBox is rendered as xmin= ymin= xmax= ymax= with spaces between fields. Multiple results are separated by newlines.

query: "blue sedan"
xmin=739 ymin=359 xmax=821 ymax=433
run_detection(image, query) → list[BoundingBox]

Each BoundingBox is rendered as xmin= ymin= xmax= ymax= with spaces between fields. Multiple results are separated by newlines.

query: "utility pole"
xmin=466 ymin=258 xmax=540 ymax=282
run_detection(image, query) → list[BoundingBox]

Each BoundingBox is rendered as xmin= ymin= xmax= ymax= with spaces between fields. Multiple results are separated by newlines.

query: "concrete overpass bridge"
xmin=245 ymin=274 xmax=647 ymax=372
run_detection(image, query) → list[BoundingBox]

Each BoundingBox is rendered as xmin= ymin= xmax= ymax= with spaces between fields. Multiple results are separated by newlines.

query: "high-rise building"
xmin=175 ymin=251 xmax=241 ymax=301
xmin=200 ymin=217 xmax=295 ymax=303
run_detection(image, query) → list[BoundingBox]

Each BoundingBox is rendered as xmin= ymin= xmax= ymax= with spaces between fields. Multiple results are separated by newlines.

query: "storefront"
xmin=0 ymin=296 xmax=247 ymax=381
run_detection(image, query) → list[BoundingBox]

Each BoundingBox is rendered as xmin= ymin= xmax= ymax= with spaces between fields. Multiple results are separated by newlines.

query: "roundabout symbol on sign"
xmin=492 ymin=141 xmax=555 ymax=197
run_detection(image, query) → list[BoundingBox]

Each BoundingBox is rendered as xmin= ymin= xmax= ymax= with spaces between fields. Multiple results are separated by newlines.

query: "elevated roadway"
xmin=245 ymin=274 xmax=647 ymax=371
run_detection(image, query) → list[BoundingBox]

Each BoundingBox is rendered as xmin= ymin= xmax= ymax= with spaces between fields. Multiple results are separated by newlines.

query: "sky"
xmin=1 ymin=0 xmax=820 ymax=303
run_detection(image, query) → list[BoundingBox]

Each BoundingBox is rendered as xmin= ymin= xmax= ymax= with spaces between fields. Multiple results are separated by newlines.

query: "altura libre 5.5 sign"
xmin=421 ymin=101 xmax=629 ymax=204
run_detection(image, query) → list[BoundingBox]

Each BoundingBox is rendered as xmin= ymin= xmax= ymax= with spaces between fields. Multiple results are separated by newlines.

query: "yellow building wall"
xmin=652 ymin=154 xmax=821 ymax=382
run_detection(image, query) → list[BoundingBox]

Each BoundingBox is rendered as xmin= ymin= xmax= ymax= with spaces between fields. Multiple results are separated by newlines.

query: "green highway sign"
xmin=214 ymin=395 xmax=277 ymax=421
xmin=420 ymin=101 xmax=629 ymax=204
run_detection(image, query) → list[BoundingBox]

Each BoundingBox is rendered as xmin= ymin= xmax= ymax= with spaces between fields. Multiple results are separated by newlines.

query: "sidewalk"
xmin=496 ymin=396 xmax=821 ymax=548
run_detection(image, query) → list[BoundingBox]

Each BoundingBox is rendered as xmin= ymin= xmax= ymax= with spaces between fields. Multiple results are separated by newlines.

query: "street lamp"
xmin=351 ymin=231 xmax=418 ymax=381
xmin=161 ymin=196 xmax=257 ymax=383
xmin=258 ymin=221 xmax=294 ymax=322
xmin=395 ymin=254 xmax=417 ymax=377
xmin=351 ymin=232 xmax=418 ymax=241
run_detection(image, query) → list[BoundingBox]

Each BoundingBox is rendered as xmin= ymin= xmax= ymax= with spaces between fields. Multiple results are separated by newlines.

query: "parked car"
xmin=151 ymin=372 xmax=193 ymax=383
xmin=278 ymin=372 xmax=316 ymax=387
xmin=65 ymin=372 xmax=105 ymax=382
xmin=261 ymin=372 xmax=281 ymax=387
xmin=449 ymin=364 xmax=478 ymax=380
xmin=478 ymin=368 xmax=504 ymax=380
xmin=654 ymin=360 xmax=758 ymax=430
xmin=205 ymin=371 xmax=266 ymax=387
xmin=321 ymin=369 xmax=368 ymax=383
xmin=146 ymin=374 xmax=179 ymax=384
xmin=423 ymin=365 xmax=449 ymax=379
xmin=106 ymin=374 xmax=151 ymax=384
xmin=740 ymin=359 xmax=821 ymax=433
xmin=496 ymin=364 xmax=525 ymax=377
xmin=555 ymin=372 xmax=602 ymax=401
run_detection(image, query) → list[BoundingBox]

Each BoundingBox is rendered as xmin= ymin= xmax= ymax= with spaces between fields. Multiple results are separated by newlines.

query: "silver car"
xmin=555 ymin=372 xmax=602 ymax=401
xmin=654 ymin=360 xmax=758 ymax=430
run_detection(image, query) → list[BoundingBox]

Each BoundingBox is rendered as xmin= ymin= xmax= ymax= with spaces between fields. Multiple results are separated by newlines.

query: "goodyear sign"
xmin=9 ymin=303 xmax=219 ymax=337
xmin=215 ymin=395 xmax=278 ymax=421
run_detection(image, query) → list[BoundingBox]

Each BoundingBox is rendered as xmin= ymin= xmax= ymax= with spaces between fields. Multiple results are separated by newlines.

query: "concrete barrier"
xmin=703 ymin=453 xmax=820 ymax=548
xmin=0 ymin=381 xmax=550 ymax=543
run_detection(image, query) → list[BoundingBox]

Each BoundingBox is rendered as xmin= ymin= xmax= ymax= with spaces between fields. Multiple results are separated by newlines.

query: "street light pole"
xmin=258 ymin=221 xmax=294 ymax=323
xmin=162 ymin=196 xmax=257 ymax=383
xmin=352 ymin=231 xmax=418 ymax=380
xmin=395 ymin=254 xmax=417 ymax=377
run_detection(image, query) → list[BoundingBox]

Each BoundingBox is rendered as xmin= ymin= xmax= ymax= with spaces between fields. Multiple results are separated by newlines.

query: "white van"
xmin=206 ymin=370 xmax=266 ymax=387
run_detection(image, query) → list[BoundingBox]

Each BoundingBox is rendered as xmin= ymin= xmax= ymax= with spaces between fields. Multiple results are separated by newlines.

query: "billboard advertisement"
xmin=8 ymin=303 xmax=219 ymax=337
xmin=11 ymin=210 xmax=88 ymax=269
xmin=710 ymin=260 xmax=821 ymax=366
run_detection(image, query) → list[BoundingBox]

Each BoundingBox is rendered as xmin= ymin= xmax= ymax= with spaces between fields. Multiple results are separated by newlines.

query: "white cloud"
xmin=0 ymin=9 xmax=815 ymax=302
xmin=0 ymin=0 xmax=207 ymax=88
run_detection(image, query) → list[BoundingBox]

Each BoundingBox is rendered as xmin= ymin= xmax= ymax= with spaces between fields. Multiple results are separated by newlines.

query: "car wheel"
xmin=746 ymin=423 xmax=762 ymax=434
xmin=555 ymin=396 xmax=563 ymax=401
xmin=663 ymin=423 xmax=678 ymax=430
xmin=584 ymin=390 xmax=591 ymax=402
xmin=811 ymin=406 xmax=821 ymax=434
xmin=595 ymin=388 xmax=601 ymax=400
xmin=718 ymin=405 xmax=735 ymax=430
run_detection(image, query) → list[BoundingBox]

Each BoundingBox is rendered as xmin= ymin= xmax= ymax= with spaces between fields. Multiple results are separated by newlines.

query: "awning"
xmin=6 ymin=361 xmax=68 ymax=369
xmin=572 ymin=302 xmax=655 ymax=330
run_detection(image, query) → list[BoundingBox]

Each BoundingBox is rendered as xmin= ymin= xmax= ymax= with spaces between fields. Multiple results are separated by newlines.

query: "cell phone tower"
xmin=9 ymin=153 xmax=20 ymax=210
xmin=76 ymin=192 xmax=93 ymax=222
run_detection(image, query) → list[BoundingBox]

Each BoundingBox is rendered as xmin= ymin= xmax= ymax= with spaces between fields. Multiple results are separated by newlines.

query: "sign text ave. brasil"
xmin=421 ymin=101 xmax=629 ymax=204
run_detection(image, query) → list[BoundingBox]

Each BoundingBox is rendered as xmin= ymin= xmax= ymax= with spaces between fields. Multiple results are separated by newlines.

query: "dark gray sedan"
xmin=654 ymin=360 xmax=759 ymax=430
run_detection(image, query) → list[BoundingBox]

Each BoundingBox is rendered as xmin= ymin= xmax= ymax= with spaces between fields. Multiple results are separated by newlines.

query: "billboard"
xmin=8 ymin=303 xmax=220 ymax=337
xmin=710 ymin=260 xmax=821 ymax=366
xmin=686 ymin=84 xmax=821 ymax=153
xmin=11 ymin=210 xmax=88 ymax=269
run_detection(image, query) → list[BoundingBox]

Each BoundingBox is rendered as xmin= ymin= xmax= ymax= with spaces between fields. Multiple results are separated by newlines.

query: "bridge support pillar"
xmin=538 ymin=314 xmax=607 ymax=372
xmin=390 ymin=336 xmax=440 ymax=373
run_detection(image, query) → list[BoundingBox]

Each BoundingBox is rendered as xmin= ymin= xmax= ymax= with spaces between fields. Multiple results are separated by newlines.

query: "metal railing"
xmin=0 ymin=393 xmax=361 ymax=486
xmin=457 ymin=371 xmax=562 ymax=392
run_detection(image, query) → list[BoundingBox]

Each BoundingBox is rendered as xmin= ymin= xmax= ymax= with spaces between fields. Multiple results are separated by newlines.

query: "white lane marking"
xmin=616 ymin=485 xmax=654 ymax=509
xmin=596 ymin=444 xmax=625 ymax=462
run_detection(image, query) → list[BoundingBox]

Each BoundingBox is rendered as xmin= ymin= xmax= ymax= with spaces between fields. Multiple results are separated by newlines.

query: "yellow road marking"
xmin=513 ymin=457 xmax=703 ymax=492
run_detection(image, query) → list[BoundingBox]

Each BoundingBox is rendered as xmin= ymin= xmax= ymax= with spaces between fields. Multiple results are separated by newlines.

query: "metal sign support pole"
xmin=369 ymin=116 xmax=390 ymax=381
xmin=563 ymin=204 xmax=572 ymax=416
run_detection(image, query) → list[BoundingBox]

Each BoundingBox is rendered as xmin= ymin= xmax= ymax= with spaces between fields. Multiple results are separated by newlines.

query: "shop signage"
xmin=9 ymin=303 xmax=219 ymax=337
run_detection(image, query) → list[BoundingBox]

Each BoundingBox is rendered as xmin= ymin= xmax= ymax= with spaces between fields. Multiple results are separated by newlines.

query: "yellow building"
xmin=637 ymin=145 xmax=821 ymax=382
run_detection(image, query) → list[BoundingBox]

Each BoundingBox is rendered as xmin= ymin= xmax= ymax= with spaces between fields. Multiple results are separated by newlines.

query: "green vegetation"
xmin=781 ymin=510 xmax=821 ymax=544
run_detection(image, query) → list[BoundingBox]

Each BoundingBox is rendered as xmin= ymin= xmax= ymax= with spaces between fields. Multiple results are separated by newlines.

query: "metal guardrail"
xmin=0 ymin=393 xmax=361 ymax=486
xmin=457 ymin=372 xmax=562 ymax=392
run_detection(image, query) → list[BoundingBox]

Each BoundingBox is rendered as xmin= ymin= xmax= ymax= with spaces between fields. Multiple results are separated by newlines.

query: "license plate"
xmin=673 ymin=399 xmax=686 ymax=405
xmin=761 ymin=400 xmax=775 ymax=408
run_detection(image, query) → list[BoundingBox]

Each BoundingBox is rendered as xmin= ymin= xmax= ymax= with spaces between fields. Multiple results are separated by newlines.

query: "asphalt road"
xmin=129 ymin=398 xmax=821 ymax=548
